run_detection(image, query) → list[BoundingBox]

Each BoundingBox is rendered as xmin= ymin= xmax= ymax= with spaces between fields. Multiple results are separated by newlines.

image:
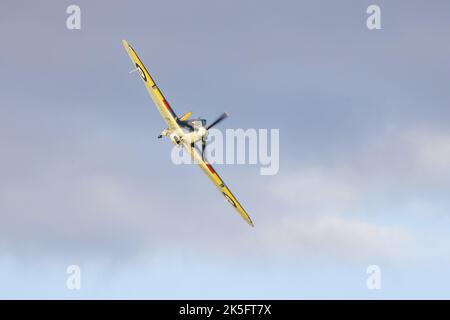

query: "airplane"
xmin=122 ymin=40 xmax=254 ymax=227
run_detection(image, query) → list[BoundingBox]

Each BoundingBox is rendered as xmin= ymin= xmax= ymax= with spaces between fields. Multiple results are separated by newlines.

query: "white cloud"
xmin=258 ymin=165 xmax=415 ymax=262
xmin=256 ymin=126 xmax=450 ymax=262
xmin=271 ymin=168 xmax=361 ymax=214
xmin=3 ymin=123 xmax=450 ymax=264
xmin=406 ymin=130 xmax=450 ymax=176
xmin=258 ymin=213 xmax=414 ymax=262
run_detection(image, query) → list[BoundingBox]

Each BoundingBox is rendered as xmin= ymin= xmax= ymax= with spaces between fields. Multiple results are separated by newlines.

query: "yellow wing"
xmin=183 ymin=142 xmax=254 ymax=227
xmin=122 ymin=40 xmax=179 ymax=130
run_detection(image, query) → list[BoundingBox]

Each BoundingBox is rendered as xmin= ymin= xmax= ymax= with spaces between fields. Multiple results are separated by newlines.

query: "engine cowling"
xmin=196 ymin=126 xmax=208 ymax=140
xmin=169 ymin=133 xmax=182 ymax=146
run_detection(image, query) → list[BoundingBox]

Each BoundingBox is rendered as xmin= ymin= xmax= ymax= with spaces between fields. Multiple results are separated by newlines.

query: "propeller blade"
xmin=206 ymin=112 xmax=229 ymax=130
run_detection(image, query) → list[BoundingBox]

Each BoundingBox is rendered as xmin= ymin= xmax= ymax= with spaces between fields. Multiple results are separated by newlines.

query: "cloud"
xmin=257 ymin=213 xmax=414 ymax=262
xmin=357 ymin=126 xmax=450 ymax=184
xmin=256 ymin=125 xmax=450 ymax=262
xmin=1 ymin=0 xmax=450 ymax=272
xmin=3 ymin=116 xmax=450 ymax=265
xmin=257 ymin=166 xmax=414 ymax=262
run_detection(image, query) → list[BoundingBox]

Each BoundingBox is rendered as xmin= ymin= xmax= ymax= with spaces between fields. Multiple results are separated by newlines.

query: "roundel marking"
xmin=223 ymin=192 xmax=237 ymax=208
xmin=135 ymin=63 xmax=147 ymax=82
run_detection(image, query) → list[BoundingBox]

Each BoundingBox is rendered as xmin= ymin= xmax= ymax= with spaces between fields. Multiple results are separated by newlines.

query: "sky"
xmin=1 ymin=0 xmax=450 ymax=299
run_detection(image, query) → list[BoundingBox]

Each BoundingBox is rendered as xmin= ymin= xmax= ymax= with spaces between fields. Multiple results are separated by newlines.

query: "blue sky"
xmin=1 ymin=0 xmax=450 ymax=299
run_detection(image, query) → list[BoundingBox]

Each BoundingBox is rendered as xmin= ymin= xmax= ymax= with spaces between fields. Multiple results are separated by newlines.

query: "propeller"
xmin=201 ymin=112 xmax=229 ymax=160
xmin=206 ymin=112 xmax=229 ymax=130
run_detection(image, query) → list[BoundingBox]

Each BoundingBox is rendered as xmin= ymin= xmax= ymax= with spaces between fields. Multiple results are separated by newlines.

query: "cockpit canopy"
xmin=180 ymin=118 xmax=206 ymax=131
